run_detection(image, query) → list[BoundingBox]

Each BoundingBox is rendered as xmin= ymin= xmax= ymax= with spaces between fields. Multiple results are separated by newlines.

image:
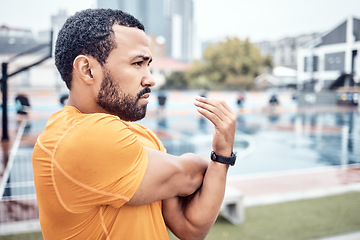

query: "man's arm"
xmin=163 ymin=96 xmax=236 ymax=240
xmin=127 ymin=148 xmax=209 ymax=205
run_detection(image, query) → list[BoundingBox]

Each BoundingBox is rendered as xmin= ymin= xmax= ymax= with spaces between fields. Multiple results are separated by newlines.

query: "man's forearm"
xmin=185 ymin=161 xmax=228 ymax=232
xmin=164 ymin=97 xmax=236 ymax=239
xmin=163 ymin=159 xmax=229 ymax=240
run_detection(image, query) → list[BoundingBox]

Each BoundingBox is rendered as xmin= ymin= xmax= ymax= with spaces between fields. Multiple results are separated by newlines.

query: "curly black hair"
xmin=55 ymin=8 xmax=145 ymax=89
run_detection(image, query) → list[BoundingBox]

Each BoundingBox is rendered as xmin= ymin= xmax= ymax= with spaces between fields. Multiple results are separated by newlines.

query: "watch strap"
xmin=210 ymin=151 xmax=236 ymax=166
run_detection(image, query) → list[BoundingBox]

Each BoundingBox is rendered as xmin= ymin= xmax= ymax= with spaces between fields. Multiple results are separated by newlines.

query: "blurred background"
xmin=0 ymin=0 xmax=360 ymax=240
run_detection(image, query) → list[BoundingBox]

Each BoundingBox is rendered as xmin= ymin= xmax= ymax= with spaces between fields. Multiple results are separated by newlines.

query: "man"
xmin=32 ymin=9 xmax=236 ymax=240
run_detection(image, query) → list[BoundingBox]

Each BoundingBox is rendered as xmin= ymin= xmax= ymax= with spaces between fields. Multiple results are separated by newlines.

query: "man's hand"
xmin=163 ymin=96 xmax=237 ymax=240
xmin=194 ymin=96 xmax=236 ymax=156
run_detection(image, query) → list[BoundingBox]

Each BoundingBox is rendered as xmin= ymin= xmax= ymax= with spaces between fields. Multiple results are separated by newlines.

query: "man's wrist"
xmin=212 ymin=148 xmax=233 ymax=157
xmin=210 ymin=151 xmax=236 ymax=166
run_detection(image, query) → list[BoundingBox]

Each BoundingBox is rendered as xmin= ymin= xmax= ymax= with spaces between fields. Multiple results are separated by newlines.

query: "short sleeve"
xmin=52 ymin=114 xmax=148 ymax=212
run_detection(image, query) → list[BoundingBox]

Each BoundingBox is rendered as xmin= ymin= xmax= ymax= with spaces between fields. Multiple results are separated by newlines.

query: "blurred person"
xmin=157 ymin=86 xmax=167 ymax=110
xmin=200 ymin=90 xmax=207 ymax=98
xmin=269 ymin=94 xmax=279 ymax=112
xmin=59 ymin=93 xmax=69 ymax=106
xmin=236 ymin=92 xmax=245 ymax=113
xmin=157 ymin=86 xmax=167 ymax=128
xmin=32 ymin=9 xmax=237 ymax=240
xmin=15 ymin=93 xmax=31 ymax=128
xmin=198 ymin=90 xmax=208 ymax=131
xmin=15 ymin=93 xmax=30 ymax=116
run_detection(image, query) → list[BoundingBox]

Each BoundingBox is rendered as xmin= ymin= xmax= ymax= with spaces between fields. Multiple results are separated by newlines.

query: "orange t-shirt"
xmin=32 ymin=106 xmax=169 ymax=240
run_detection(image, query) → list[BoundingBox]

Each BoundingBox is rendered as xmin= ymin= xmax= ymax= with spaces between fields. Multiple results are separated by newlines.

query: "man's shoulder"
xmin=52 ymin=106 xmax=125 ymax=127
xmin=71 ymin=113 xmax=130 ymax=137
xmin=45 ymin=107 xmax=155 ymax=143
xmin=43 ymin=107 xmax=128 ymax=138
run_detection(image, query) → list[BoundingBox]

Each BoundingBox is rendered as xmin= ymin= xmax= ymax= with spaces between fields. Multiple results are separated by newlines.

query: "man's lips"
xmin=138 ymin=88 xmax=151 ymax=100
xmin=141 ymin=93 xmax=150 ymax=99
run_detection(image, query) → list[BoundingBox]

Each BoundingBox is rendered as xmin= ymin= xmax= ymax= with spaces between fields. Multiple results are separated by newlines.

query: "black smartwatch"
xmin=210 ymin=151 xmax=236 ymax=166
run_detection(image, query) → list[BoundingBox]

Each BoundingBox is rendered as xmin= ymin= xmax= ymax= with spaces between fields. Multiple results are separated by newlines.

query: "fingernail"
xmin=195 ymin=96 xmax=204 ymax=100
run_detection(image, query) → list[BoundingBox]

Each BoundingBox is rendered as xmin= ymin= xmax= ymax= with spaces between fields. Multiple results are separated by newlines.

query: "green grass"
xmin=0 ymin=232 xmax=43 ymax=240
xmin=1 ymin=192 xmax=360 ymax=240
xmin=170 ymin=192 xmax=360 ymax=240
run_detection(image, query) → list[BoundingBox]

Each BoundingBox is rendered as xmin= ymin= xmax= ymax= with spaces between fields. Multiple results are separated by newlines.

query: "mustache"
xmin=137 ymin=87 xmax=151 ymax=99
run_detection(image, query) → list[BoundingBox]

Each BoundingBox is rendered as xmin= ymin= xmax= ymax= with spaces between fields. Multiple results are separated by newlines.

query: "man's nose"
xmin=142 ymin=70 xmax=156 ymax=87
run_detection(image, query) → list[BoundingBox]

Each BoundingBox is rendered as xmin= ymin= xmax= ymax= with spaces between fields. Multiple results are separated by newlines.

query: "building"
xmin=0 ymin=25 xmax=57 ymax=91
xmin=0 ymin=26 xmax=38 ymax=55
xmin=99 ymin=0 xmax=167 ymax=38
xmin=297 ymin=16 xmax=360 ymax=92
xmin=255 ymin=66 xmax=297 ymax=90
xmin=1 ymin=6 xmax=191 ymax=91
xmin=165 ymin=0 xmax=194 ymax=62
xmin=256 ymin=33 xmax=321 ymax=69
xmin=0 ymin=10 xmax=72 ymax=92
xmin=97 ymin=0 xmax=195 ymax=62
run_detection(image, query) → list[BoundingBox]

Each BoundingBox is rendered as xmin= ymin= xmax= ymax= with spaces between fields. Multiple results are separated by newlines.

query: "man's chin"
xmin=119 ymin=106 xmax=147 ymax=122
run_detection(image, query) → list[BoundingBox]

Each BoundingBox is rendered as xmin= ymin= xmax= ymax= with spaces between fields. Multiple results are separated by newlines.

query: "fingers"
xmin=194 ymin=96 xmax=236 ymax=156
xmin=194 ymin=96 xmax=235 ymax=126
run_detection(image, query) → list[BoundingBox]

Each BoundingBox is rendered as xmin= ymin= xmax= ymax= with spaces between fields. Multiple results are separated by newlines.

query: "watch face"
xmin=211 ymin=151 xmax=216 ymax=161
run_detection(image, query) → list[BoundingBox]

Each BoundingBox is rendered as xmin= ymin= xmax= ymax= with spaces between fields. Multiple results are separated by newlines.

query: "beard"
xmin=96 ymin=69 xmax=151 ymax=122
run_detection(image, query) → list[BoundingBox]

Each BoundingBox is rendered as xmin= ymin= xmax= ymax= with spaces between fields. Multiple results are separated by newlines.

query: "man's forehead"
xmin=112 ymin=25 xmax=149 ymax=49
xmin=112 ymin=24 xmax=150 ymax=54
xmin=112 ymin=24 xmax=147 ymax=41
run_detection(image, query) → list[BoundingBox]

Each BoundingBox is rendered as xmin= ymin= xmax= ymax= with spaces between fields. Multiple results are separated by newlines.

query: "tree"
xmin=185 ymin=37 xmax=273 ymax=90
xmin=164 ymin=71 xmax=188 ymax=89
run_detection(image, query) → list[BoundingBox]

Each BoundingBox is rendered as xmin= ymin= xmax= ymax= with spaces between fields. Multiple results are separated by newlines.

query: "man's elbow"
xmin=177 ymin=153 xmax=208 ymax=196
xmin=178 ymin=173 xmax=203 ymax=197
xmin=172 ymin=223 xmax=212 ymax=240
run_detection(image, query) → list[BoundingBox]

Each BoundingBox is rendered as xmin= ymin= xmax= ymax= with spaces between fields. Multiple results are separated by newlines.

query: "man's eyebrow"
xmin=131 ymin=55 xmax=152 ymax=62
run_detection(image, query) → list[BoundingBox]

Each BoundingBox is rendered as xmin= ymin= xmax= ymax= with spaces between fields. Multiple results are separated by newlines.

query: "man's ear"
xmin=73 ymin=55 xmax=98 ymax=85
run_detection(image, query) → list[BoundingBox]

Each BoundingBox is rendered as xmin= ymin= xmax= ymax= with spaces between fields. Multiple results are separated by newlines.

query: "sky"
xmin=195 ymin=0 xmax=360 ymax=42
xmin=1 ymin=0 xmax=360 ymax=42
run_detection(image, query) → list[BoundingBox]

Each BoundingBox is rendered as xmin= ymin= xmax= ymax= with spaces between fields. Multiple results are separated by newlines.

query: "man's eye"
xmin=134 ymin=61 xmax=143 ymax=66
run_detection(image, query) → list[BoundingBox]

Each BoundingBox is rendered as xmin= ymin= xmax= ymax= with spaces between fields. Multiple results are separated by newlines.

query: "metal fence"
xmin=0 ymin=121 xmax=40 ymax=235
